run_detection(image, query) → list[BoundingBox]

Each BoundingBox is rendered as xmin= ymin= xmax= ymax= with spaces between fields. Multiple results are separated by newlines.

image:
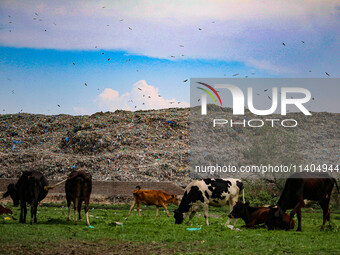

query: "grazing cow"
xmin=267 ymin=172 xmax=339 ymax=231
xmin=174 ymin=179 xmax=245 ymax=226
xmin=0 ymin=204 xmax=13 ymax=215
xmin=2 ymin=170 xmax=48 ymax=224
xmin=128 ymin=186 xmax=180 ymax=217
xmin=228 ymin=202 xmax=295 ymax=229
xmin=65 ymin=171 xmax=92 ymax=225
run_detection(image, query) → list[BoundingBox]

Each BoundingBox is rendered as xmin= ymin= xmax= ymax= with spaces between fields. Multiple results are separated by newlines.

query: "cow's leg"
xmin=78 ymin=200 xmax=82 ymax=221
xmin=320 ymin=199 xmax=330 ymax=231
xmin=85 ymin=199 xmax=90 ymax=226
xmin=156 ymin=207 xmax=159 ymax=217
xmin=74 ymin=198 xmax=78 ymax=225
xmin=186 ymin=211 xmax=196 ymax=225
xmin=225 ymin=198 xmax=238 ymax=226
xmin=128 ymin=200 xmax=136 ymax=216
xmin=159 ymin=202 xmax=170 ymax=217
xmin=30 ymin=202 xmax=38 ymax=224
xmin=20 ymin=203 xmax=24 ymax=223
xmin=295 ymin=207 xmax=302 ymax=231
xmin=136 ymin=202 xmax=141 ymax=216
xmin=203 ymin=204 xmax=209 ymax=226
xmin=34 ymin=203 xmax=38 ymax=223
xmin=290 ymin=203 xmax=302 ymax=231
xmin=20 ymin=201 xmax=27 ymax=224
xmin=67 ymin=197 xmax=71 ymax=221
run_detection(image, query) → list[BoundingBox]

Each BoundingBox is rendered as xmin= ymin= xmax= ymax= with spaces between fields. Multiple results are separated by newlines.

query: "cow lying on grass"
xmin=228 ymin=202 xmax=295 ymax=229
xmin=128 ymin=186 xmax=180 ymax=217
xmin=0 ymin=204 xmax=13 ymax=215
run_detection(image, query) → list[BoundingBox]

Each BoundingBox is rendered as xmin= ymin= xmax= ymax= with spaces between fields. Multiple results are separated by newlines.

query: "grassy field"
xmin=0 ymin=203 xmax=340 ymax=255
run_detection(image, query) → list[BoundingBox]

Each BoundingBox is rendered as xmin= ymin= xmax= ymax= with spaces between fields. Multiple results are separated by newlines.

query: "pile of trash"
xmin=0 ymin=107 xmax=339 ymax=187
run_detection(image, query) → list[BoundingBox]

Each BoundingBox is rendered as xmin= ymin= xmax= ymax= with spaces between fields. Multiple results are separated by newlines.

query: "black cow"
xmin=267 ymin=172 xmax=339 ymax=231
xmin=228 ymin=202 xmax=295 ymax=229
xmin=174 ymin=178 xmax=244 ymax=226
xmin=65 ymin=171 xmax=92 ymax=225
xmin=3 ymin=170 xmax=48 ymax=224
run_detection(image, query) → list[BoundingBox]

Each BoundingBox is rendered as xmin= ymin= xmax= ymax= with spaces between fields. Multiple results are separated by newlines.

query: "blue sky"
xmin=0 ymin=0 xmax=339 ymax=115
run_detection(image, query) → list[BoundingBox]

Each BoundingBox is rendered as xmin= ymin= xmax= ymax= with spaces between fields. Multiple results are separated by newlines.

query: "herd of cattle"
xmin=0 ymin=170 xmax=339 ymax=232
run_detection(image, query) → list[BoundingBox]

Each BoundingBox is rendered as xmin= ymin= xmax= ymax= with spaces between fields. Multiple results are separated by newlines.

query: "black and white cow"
xmin=174 ymin=178 xmax=245 ymax=226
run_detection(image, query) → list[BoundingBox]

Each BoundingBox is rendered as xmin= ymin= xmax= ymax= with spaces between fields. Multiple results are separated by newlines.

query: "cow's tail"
xmin=334 ymin=178 xmax=340 ymax=194
xmin=44 ymin=173 xmax=80 ymax=191
xmin=236 ymin=180 xmax=245 ymax=203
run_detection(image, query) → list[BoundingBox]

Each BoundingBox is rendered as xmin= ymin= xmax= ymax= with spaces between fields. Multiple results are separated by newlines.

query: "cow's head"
xmin=169 ymin=195 xmax=180 ymax=206
xmin=228 ymin=202 xmax=248 ymax=219
xmin=266 ymin=206 xmax=285 ymax=230
xmin=174 ymin=209 xmax=184 ymax=224
xmin=3 ymin=183 xmax=19 ymax=207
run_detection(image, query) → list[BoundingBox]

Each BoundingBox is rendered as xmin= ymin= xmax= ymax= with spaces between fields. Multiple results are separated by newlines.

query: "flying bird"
xmin=309 ymin=70 xmax=312 ymax=72
xmin=198 ymin=28 xmax=202 ymax=30
xmin=120 ymin=19 xmax=124 ymax=21
xmin=102 ymin=52 xmax=104 ymax=55
xmin=264 ymin=89 xmax=268 ymax=92
xmin=179 ymin=45 xmax=184 ymax=47
xmin=268 ymin=96 xmax=271 ymax=100
xmin=183 ymin=79 xmax=188 ymax=82
xmin=171 ymin=56 xmax=175 ymax=58
xmin=232 ymin=73 xmax=239 ymax=77
xmin=325 ymin=72 xmax=330 ymax=76
xmin=282 ymin=42 xmax=286 ymax=46
xmin=73 ymin=62 xmax=75 ymax=65
xmin=138 ymin=88 xmax=142 ymax=91
xmin=35 ymin=12 xmax=38 ymax=16
xmin=301 ymin=41 xmax=305 ymax=43
xmin=128 ymin=27 xmax=132 ymax=30
xmin=108 ymin=58 xmax=110 ymax=61
xmin=85 ymin=83 xmax=87 ymax=86
xmin=148 ymin=96 xmax=151 ymax=98
xmin=57 ymin=104 xmax=60 ymax=107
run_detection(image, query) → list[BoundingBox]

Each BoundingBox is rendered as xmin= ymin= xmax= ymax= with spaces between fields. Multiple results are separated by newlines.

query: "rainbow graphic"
xmin=196 ymin=82 xmax=223 ymax=106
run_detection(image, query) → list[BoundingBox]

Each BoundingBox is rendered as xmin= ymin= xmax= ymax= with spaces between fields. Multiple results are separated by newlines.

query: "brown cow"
xmin=0 ymin=204 xmax=13 ymax=215
xmin=267 ymin=172 xmax=339 ymax=231
xmin=228 ymin=202 xmax=295 ymax=229
xmin=65 ymin=171 xmax=92 ymax=225
xmin=128 ymin=186 xmax=180 ymax=217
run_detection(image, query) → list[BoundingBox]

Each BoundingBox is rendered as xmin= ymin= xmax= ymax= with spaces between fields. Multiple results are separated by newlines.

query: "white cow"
xmin=174 ymin=178 xmax=245 ymax=226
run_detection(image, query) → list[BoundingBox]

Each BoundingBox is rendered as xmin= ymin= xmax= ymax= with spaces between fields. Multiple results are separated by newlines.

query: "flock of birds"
xmin=3 ymin=9 xmax=333 ymax=113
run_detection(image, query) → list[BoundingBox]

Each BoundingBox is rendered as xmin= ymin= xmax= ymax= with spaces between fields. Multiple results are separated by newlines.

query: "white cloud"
xmin=1 ymin=0 xmax=339 ymax=74
xmin=96 ymin=80 xmax=189 ymax=112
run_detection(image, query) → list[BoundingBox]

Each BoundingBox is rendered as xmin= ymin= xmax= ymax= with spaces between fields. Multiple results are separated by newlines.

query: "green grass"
xmin=1 ymin=204 xmax=340 ymax=254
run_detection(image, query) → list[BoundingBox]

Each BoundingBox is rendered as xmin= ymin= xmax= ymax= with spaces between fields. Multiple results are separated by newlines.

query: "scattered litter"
xmin=186 ymin=227 xmax=201 ymax=231
xmin=88 ymin=225 xmax=94 ymax=228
